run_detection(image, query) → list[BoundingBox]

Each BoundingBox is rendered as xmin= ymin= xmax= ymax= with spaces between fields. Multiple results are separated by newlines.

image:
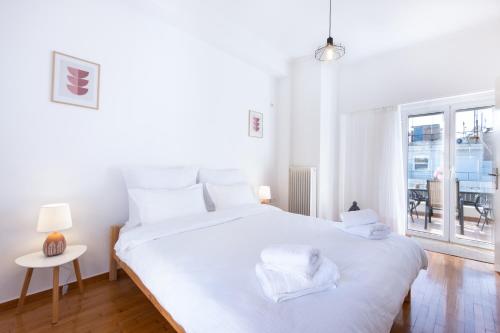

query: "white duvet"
xmin=115 ymin=205 xmax=427 ymax=333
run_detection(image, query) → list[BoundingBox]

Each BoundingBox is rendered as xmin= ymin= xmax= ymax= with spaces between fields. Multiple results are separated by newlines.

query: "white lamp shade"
xmin=37 ymin=203 xmax=73 ymax=232
xmin=258 ymin=186 xmax=271 ymax=200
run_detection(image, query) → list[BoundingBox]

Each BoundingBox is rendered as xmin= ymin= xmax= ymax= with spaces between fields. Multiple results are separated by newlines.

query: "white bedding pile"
xmin=338 ymin=209 xmax=391 ymax=239
xmin=260 ymin=244 xmax=321 ymax=278
xmin=256 ymin=257 xmax=339 ymax=303
xmin=339 ymin=223 xmax=391 ymax=239
xmin=256 ymin=244 xmax=339 ymax=302
xmin=340 ymin=208 xmax=380 ymax=227
xmin=115 ymin=205 xmax=427 ymax=333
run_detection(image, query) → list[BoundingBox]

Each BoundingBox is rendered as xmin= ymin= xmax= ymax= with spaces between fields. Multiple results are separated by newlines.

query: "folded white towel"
xmin=260 ymin=245 xmax=321 ymax=278
xmin=340 ymin=209 xmax=379 ymax=228
xmin=256 ymin=257 xmax=339 ymax=303
xmin=340 ymin=222 xmax=391 ymax=240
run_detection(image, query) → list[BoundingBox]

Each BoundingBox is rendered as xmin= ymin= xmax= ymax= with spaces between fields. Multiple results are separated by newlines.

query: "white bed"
xmin=114 ymin=204 xmax=427 ymax=333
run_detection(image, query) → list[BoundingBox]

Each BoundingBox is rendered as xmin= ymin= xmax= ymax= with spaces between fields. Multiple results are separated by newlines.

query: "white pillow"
xmin=123 ymin=166 xmax=198 ymax=228
xmin=205 ymin=183 xmax=258 ymax=210
xmin=340 ymin=209 xmax=379 ymax=228
xmin=197 ymin=169 xmax=247 ymax=211
xmin=128 ymin=184 xmax=207 ymax=225
xmin=197 ymin=168 xmax=246 ymax=185
xmin=123 ymin=166 xmax=198 ymax=189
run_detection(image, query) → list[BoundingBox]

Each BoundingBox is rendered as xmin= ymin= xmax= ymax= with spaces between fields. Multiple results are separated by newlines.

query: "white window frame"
xmin=401 ymin=91 xmax=495 ymax=250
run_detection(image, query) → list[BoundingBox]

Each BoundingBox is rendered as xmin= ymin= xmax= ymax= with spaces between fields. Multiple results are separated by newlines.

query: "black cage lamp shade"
xmin=315 ymin=0 xmax=345 ymax=61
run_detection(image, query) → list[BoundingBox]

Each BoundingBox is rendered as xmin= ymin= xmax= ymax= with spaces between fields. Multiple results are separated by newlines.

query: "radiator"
xmin=288 ymin=167 xmax=317 ymax=216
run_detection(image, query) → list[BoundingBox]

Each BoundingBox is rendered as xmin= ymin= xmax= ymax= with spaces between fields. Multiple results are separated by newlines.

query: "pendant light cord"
xmin=329 ymin=0 xmax=332 ymax=37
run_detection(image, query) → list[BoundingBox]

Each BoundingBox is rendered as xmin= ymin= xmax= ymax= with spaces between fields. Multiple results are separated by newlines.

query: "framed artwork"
xmin=51 ymin=51 xmax=100 ymax=109
xmin=248 ymin=110 xmax=263 ymax=138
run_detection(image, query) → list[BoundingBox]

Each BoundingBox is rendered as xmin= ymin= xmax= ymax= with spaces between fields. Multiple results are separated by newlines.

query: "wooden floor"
xmin=392 ymin=252 xmax=500 ymax=333
xmin=0 ymin=252 xmax=498 ymax=333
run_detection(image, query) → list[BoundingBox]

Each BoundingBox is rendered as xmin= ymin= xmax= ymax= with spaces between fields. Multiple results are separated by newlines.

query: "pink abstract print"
xmin=248 ymin=110 xmax=263 ymax=138
xmin=52 ymin=51 xmax=100 ymax=109
xmin=66 ymin=66 xmax=89 ymax=96
xmin=252 ymin=116 xmax=261 ymax=132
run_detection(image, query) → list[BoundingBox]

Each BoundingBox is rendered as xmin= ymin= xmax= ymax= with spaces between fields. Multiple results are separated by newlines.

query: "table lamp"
xmin=258 ymin=186 xmax=271 ymax=204
xmin=37 ymin=203 xmax=72 ymax=257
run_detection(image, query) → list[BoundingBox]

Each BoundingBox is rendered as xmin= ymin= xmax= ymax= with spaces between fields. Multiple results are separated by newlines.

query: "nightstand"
xmin=15 ymin=245 xmax=87 ymax=324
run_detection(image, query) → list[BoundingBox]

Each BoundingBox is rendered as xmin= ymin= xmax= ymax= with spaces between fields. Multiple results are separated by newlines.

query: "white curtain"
xmin=338 ymin=106 xmax=406 ymax=234
xmin=495 ymin=77 xmax=499 ymax=272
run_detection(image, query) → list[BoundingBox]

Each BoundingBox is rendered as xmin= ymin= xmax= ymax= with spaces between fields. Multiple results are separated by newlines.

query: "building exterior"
xmin=407 ymin=125 xmax=495 ymax=192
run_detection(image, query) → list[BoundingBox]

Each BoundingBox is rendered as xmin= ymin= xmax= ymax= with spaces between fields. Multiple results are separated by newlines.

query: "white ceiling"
xmin=214 ymin=0 xmax=500 ymax=58
xmin=129 ymin=0 xmax=500 ymax=75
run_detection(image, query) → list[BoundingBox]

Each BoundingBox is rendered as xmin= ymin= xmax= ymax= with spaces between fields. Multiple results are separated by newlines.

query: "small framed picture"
xmin=51 ymin=51 xmax=100 ymax=110
xmin=248 ymin=110 xmax=263 ymax=138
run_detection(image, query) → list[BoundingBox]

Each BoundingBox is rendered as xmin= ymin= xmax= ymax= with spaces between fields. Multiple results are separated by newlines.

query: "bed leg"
xmin=109 ymin=257 xmax=118 ymax=281
xmin=109 ymin=225 xmax=122 ymax=281
xmin=404 ymin=289 xmax=411 ymax=304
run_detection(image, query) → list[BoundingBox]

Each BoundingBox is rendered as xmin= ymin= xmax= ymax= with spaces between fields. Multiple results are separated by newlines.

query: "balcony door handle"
xmin=488 ymin=167 xmax=498 ymax=190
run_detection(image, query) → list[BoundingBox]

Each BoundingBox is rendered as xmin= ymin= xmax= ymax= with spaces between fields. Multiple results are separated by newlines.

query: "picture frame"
xmin=51 ymin=51 xmax=100 ymax=110
xmin=248 ymin=110 xmax=263 ymax=138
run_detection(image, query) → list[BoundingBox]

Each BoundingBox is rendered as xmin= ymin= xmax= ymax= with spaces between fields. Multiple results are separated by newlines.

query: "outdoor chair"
xmin=408 ymin=190 xmax=424 ymax=223
xmin=425 ymin=179 xmax=462 ymax=231
xmin=474 ymin=194 xmax=493 ymax=231
xmin=425 ymin=180 xmax=443 ymax=228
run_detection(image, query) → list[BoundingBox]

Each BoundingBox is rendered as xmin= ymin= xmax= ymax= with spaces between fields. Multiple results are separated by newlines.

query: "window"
xmin=414 ymin=157 xmax=429 ymax=170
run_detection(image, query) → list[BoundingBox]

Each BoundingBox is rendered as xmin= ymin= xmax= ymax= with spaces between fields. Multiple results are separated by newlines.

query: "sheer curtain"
xmin=338 ymin=106 xmax=405 ymax=234
xmin=495 ymin=78 xmax=499 ymax=272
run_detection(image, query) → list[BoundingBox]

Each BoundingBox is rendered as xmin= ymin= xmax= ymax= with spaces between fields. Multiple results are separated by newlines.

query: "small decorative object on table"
xmin=348 ymin=201 xmax=360 ymax=211
xmin=37 ymin=203 xmax=72 ymax=257
xmin=259 ymin=185 xmax=272 ymax=204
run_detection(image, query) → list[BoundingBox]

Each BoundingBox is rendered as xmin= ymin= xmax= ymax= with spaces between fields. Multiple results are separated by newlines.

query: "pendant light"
xmin=315 ymin=0 xmax=345 ymax=61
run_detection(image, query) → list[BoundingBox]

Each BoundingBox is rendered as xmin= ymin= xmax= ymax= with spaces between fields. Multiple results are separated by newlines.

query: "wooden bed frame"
xmin=109 ymin=224 xmax=186 ymax=333
xmin=109 ymin=224 xmax=411 ymax=333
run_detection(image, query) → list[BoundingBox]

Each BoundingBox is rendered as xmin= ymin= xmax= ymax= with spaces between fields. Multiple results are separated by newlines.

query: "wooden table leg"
xmin=16 ymin=268 xmax=33 ymax=313
xmin=52 ymin=266 xmax=59 ymax=324
xmin=72 ymin=259 xmax=84 ymax=293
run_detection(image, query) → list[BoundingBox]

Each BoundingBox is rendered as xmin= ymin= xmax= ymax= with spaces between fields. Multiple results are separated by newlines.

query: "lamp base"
xmin=43 ymin=232 xmax=66 ymax=257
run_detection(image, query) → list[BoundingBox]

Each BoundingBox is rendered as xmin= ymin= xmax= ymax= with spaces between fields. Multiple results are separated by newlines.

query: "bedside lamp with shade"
xmin=37 ymin=203 xmax=72 ymax=257
xmin=258 ymin=186 xmax=271 ymax=204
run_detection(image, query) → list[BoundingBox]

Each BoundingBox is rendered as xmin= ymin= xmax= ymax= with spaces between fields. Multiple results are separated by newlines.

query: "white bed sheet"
xmin=115 ymin=205 xmax=427 ymax=333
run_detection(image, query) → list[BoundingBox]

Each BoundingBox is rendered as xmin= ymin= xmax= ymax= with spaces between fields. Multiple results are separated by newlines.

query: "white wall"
xmin=278 ymin=57 xmax=340 ymax=219
xmin=290 ymin=57 xmax=321 ymax=167
xmin=339 ymin=20 xmax=500 ymax=113
xmin=0 ymin=0 xmax=277 ymax=302
xmin=274 ymin=74 xmax=292 ymax=210
xmin=318 ymin=63 xmax=340 ymax=220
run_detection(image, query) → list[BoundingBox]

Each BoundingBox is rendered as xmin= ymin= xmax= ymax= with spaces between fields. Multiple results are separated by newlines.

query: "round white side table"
xmin=15 ymin=244 xmax=87 ymax=324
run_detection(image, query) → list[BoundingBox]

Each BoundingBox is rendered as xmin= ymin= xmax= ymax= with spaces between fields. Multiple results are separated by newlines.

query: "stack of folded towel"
xmin=255 ymin=244 xmax=340 ymax=302
xmin=339 ymin=209 xmax=391 ymax=240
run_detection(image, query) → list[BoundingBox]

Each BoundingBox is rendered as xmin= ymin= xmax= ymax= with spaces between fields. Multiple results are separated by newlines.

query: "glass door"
xmin=404 ymin=111 xmax=450 ymax=241
xmin=450 ymin=106 xmax=496 ymax=249
xmin=403 ymin=92 xmax=496 ymax=250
